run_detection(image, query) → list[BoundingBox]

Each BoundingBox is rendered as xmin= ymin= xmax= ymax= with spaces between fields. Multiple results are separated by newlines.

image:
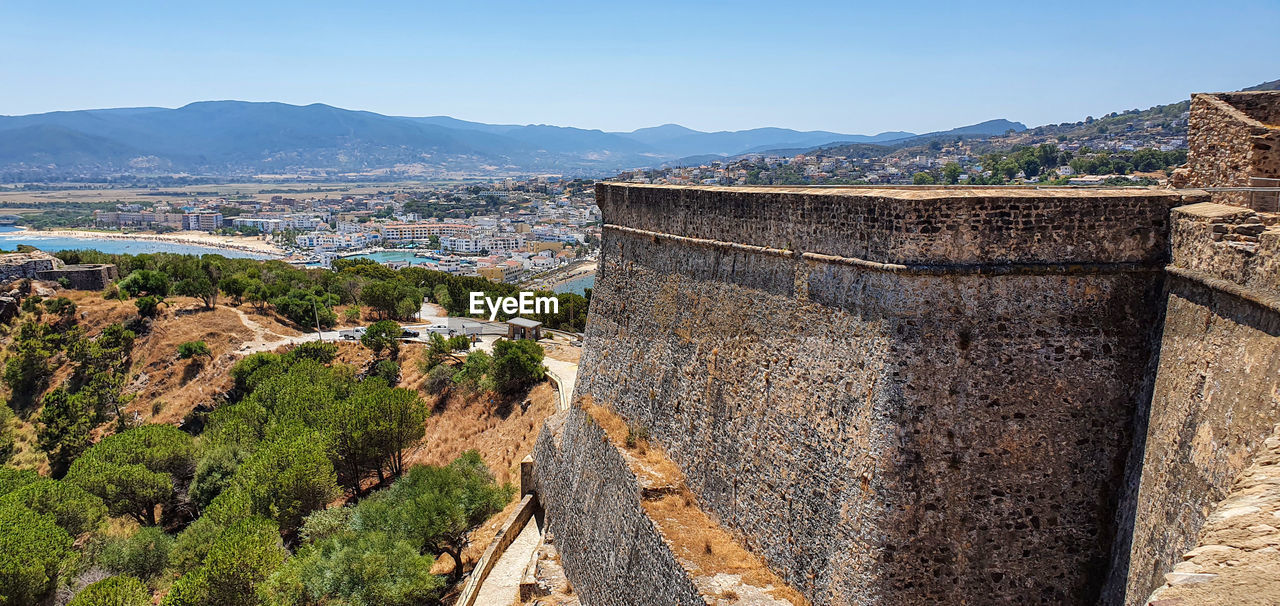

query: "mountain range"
xmin=0 ymin=102 xmax=1025 ymax=180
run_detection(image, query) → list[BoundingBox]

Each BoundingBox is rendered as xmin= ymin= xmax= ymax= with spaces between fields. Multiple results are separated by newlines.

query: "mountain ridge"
xmin=0 ymin=100 xmax=1022 ymax=179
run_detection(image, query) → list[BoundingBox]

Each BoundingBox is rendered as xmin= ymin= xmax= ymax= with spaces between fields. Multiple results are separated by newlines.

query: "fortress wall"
xmin=555 ymin=184 xmax=1204 ymax=605
xmin=1183 ymin=92 xmax=1280 ymax=210
xmin=532 ymin=408 xmax=708 ymax=606
xmin=1120 ymin=203 xmax=1280 ymax=604
xmin=596 ymin=183 xmax=1176 ymax=265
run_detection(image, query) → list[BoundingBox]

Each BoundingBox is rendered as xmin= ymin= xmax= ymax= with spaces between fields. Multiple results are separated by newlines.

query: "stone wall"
xmin=532 ymin=407 xmax=715 ymax=606
xmin=0 ymin=251 xmax=62 ymax=282
xmin=557 ymin=184 xmax=1206 ymax=606
xmin=36 ymin=264 xmax=119 ymax=290
xmin=1118 ymin=202 xmax=1280 ymax=604
xmin=1181 ymin=92 xmax=1280 ymax=211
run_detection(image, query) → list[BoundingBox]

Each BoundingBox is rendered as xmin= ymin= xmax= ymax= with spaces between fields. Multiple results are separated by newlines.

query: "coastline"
xmin=16 ymin=228 xmax=287 ymax=258
xmin=526 ymin=261 xmax=598 ymax=292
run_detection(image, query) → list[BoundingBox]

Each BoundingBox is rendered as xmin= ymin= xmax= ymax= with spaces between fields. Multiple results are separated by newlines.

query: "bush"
xmin=134 ymin=295 xmax=161 ymax=318
xmin=361 ymin=320 xmax=401 ymax=359
xmin=0 ymin=502 xmax=73 ymax=605
xmin=99 ymin=526 xmax=173 ymax=582
xmin=490 ymin=339 xmax=546 ymax=397
xmin=371 ymin=360 xmax=399 ymax=386
xmin=424 ymin=364 xmax=456 ymax=395
xmin=177 ymin=341 xmax=211 ymax=360
xmin=0 ymin=478 xmax=106 ymax=536
xmin=43 ymin=297 xmax=76 ymax=317
xmin=281 ymin=341 xmax=337 ymax=366
xmin=68 ymin=575 xmax=150 ymax=606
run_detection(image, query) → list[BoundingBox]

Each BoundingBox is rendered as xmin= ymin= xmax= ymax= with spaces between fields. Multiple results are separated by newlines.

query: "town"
xmin=623 ymin=101 xmax=1191 ymax=187
xmin=88 ymin=177 xmax=602 ymax=285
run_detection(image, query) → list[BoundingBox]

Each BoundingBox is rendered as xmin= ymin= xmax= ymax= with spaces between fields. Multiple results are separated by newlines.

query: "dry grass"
xmin=583 ymin=399 xmax=808 ymax=606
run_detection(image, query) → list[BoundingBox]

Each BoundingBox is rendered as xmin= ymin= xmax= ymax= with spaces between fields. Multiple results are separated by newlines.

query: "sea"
xmin=0 ymin=227 xmax=273 ymax=259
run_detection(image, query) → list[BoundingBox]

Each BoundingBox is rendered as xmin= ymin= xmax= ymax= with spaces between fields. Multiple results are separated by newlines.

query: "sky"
xmin=2 ymin=0 xmax=1278 ymax=134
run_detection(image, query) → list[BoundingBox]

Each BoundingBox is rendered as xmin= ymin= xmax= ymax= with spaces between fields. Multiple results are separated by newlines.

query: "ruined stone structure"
xmin=0 ymin=251 xmax=118 ymax=290
xmin=0 ymin=251 xmax=62 ymax=282
xmin=534 ymin=91 xmax=1280 ymax=606
xmin=36 ymin=263 xmax=119 ymax=290
xmin=1176 ymin=91 xmax=1280 ymax=211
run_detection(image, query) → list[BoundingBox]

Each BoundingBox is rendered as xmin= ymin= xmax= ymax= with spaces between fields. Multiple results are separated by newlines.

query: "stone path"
xmin=472 ymin=518 xmax=542 ymax=606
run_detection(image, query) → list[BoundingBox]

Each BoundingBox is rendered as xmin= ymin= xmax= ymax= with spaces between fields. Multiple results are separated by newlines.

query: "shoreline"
xmin=526 ymin=261 xmax=598 ymax=291
xmin=13 ymin=227 xmax=287 ymax=258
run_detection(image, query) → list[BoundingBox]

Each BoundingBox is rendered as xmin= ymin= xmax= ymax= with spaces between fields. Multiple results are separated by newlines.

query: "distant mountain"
xmin=1244 ymin=79 xmax=1280 ymax=92
xmin=0 ymin=101 xmax=1020 ymax=179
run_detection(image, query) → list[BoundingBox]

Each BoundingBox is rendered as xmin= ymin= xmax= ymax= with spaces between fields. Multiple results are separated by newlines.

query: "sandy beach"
xmin=26 ymin=228 xmax=287 ymax=257
xmin=526 ymin=260 xmax=598 ymax=291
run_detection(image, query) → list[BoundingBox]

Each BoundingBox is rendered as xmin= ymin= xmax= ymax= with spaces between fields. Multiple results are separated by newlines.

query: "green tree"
xmin=942 ymin=162 xmax=962 ymax=185
xmin=361 ymin=320 xmax=402 ymax=360
xmin=65 ymin=424 xmax=195 ymax=525
xmin=218 ymin=275 xmax=251 ymax=305
xmin=352 ymin=451 xmax=511 ymax=582
xmin=0 ymin=502 xmax=73 ymax=605
xmin=117 ymin=269 xmax=170 ymax=298
xmin=164 ymin=517 xmax=286 ymax=606
xmin=4 ymin=338 xmax=53 ymax=411
xmin=231 ymin=433 xmax=340 ymax=534
xmin=490 ymin=339 xmax=546 ymax=397
xmin=36 ymin=388 xmax=94 ymax=478
xmin=68 ymin=575 xmax=150 ymax=606
xmin=912 ymin=171 xmax=936 ymax=185
xmin=0 ymin=478 xmax=106 ymax=536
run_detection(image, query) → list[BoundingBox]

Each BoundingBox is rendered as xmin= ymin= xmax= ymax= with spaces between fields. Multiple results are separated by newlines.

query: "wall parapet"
xmin=597 ymin=183 xmax=1201 ymax=265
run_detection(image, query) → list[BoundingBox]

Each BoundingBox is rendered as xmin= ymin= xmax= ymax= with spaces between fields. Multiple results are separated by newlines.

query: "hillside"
xmin=0 ymin=250 xmax=572 ymax=605
xmin=0 ymin=101 xmax=1021 ymax=180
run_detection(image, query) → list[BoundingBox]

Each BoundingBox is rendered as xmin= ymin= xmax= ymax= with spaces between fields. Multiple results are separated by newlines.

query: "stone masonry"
xmin=1176 ymin=91 xmax=1280 ymax=211
xmin=535 ymin=91 xmax=1280 ymax=606
xmin=548 ymin=184 xmax=1204 ymax=605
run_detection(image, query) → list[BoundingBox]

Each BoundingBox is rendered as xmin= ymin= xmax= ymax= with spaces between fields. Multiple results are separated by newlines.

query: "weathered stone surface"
xmin=36 ymin=263 xmax=118 ymax=290
xmin=534 ymin=407 xmax=709 ymax=606
xmin=549 ymin=184 xmax=1206 ymax=606
xmin=1183 ymin=91 xmax=1280 ymax=211
xmin=1116 ymin=204 xmax=1280 ymax=605
xmin=0 ymin=250 xmax=61 ymax=282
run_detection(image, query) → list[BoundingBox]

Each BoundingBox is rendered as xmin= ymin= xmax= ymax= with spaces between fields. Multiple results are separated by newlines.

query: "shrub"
xmin=343 ymin=305 xmax=361 ymax=323
xmin=177 ymin=341 xmax=211 ymax=360
xmin=43 ymin=297 xmax=76 ymax=317
xmin=0 ymin=478 xmax=106 ymax=536
xmin=491 ymin=339 xmax=546 ymax=397
xmin=68 ymin=575 xmax=150 ymax=606
xmin=0 ymin=502 xmax=73 ymax=605
xmin=134 ymin=295 xmax=161 ymax=318
xmin=99 ymin=526 xmax=173 ymax=582
xmin=372 ymin=360 xmax=399 ymax=386
xmin=424 ymin=364 xmax=456 ymax=395
xmin=281 ymin=341 xmax=337 ymax=366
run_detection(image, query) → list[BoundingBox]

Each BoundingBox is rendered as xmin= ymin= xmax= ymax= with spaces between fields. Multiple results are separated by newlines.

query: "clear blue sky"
xmin=2 ymin=0 xmax=1277 ymax=134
